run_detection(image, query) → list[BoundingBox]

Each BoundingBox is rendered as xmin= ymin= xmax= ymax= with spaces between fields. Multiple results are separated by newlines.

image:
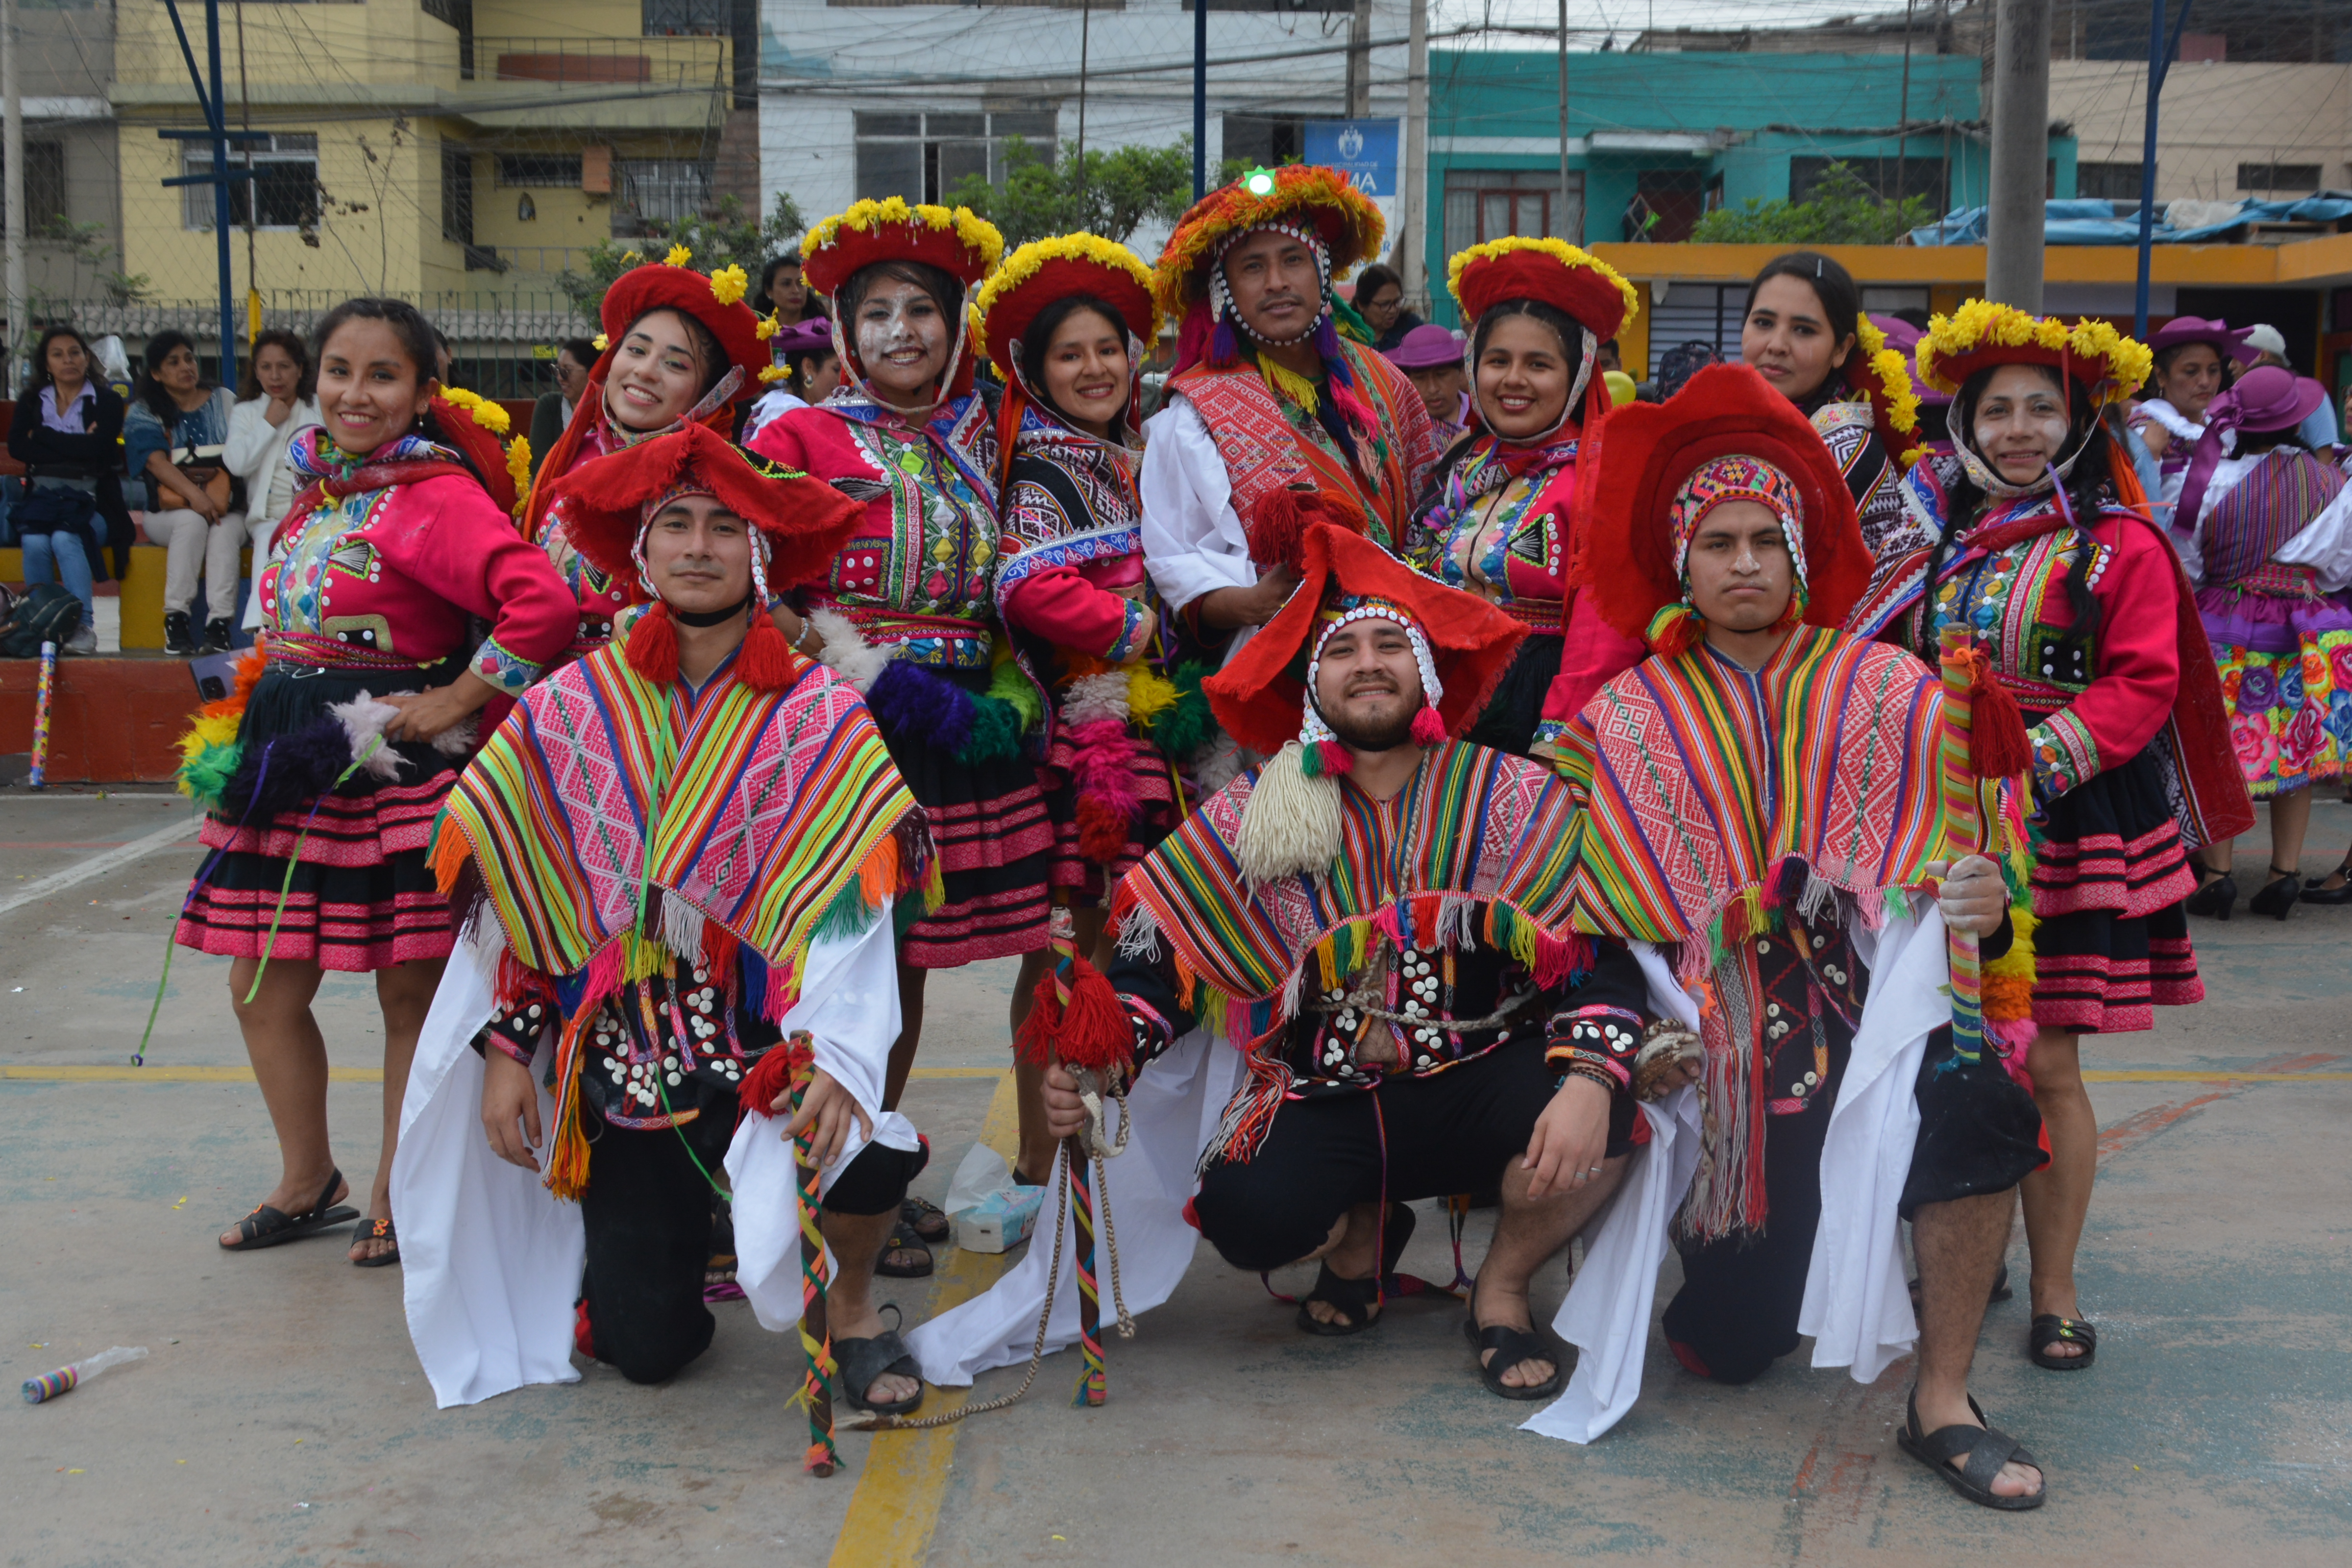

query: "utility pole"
xmin=158 ymin=0 xmax=260 ymax=391
xmin=1556 ymin=0 xmax=1572 ymax=244
xmin=1985 ymin=0 xmax=2051 ymax=310
xmin=1895 ymin=0 xmax=1915 ymax=205
xmin=1076 ymin=0 xmax=1090 ymax=168
xmin=2134 ymin=0 xmax=2193 ymax=339
xmin=3 ymin=0 xmax=26 ymax=396
xmin=1192 ymin=0 xmax=1207 ymax=200
xmin=1399 ymin=0 xmax=1429 ymax=306
xmin=1346 ymin=0 xmax=1371 ymax=118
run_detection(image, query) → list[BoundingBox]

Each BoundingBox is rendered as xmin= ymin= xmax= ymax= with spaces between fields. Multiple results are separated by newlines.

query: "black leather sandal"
xmin=1895 ymin=1387 xmax=2045 ymax=1510
xmin=350 ymin=1215 xmax=399 ymax=1268
xmin=2028 ymin=1313 xmax=2097 ymax=1370
xmin=1463 ymin=1271 xmax=1568 ymax=1399
xmin=218 ymin=1168 xmax=359 ymax=1251
xmin=874 ymin=1223 xmax=933 ymax=1279
xmin=835 ymin=1327 xmax=925 ymax=1416
xmin=1295 ymin=1203 xmax=1415 ymax=1336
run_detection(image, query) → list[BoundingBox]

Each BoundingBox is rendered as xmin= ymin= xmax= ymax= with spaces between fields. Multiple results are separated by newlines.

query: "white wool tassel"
xmin=660 ymin=888 xmax=706 ymax=963
xmin=809 ymin=607 xmax=896 ymax=693
xmin=1233 ymin=741 xmax=1342 ymax=886
xmin=1192 ymin=733 xmax=1249 ymax=795
xmin=1062 ymin=670 xmax=1132 ymax=728
xmin=1114 ymin=900 xmax=1163 ymax=962
xmin=325 ymin=692 xmax=414 ymax=783
xmin=430 ymin=717 xmax=479 ymax=758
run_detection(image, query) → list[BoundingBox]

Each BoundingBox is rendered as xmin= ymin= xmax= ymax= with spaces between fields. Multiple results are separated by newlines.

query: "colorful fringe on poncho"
xmin=429 ymin=615 xmax=930 ymax=1199
xmin=1110 ymin=738 xmax=1587 ymax=1164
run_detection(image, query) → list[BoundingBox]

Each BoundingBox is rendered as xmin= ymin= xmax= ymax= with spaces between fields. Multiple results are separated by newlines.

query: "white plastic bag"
xmin=945 ymin=1142 xmax=1013 ymax=1216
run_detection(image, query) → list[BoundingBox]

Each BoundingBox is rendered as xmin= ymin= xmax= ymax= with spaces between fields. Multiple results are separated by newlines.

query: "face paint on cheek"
xmin=856 ymin=297 xmax=942 ymax=368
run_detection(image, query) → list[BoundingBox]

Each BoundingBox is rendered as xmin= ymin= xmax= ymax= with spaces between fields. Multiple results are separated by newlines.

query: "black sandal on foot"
xmin=219 ymin=1169 xmax=360 ymax=1251
xmin=900 ymin=1195 xmax=950 ymax=1244
xmin=2028 ymin=1313 xmax=2096 ymax=1370
xmin=835 ymin=1327 xmax=925 ymax=1416
xmin=875 ymin=1224 xmax=934 ymax=1279
xmin=1463 ymin=1272 xmax=1569 ymax=1399
xmin=1295 ymin=1203 xmax=1415 ymax=1337
xmin=350 ymin=1216 xmax=400 ymax=1268
xmin=1895 ymin=1387 xmax=2045 ymax=1510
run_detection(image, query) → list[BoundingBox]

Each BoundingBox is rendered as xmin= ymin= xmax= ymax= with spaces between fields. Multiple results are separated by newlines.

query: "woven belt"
xmin=1500 ymin=595 xmax=1565 ymax=631
xmin=2234 ymin=562 xmax=2324 ymax=600
xmin=265 ymin=633 xmax=433 ymax=673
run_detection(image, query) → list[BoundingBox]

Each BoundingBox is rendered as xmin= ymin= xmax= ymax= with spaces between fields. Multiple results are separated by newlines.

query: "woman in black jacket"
xmin=8 ymin=325 xmax=134 ymax=654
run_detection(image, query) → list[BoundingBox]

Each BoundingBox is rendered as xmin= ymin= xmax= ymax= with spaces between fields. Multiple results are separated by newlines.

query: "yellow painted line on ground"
xmin=0 ymin=1064 xmax=1013 ymax=1084
xmin=828 ymin=1069 xmax=1022 ymax=1568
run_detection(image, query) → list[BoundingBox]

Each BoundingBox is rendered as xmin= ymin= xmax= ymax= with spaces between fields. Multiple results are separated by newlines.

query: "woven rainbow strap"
xmin=785 ymin=1033 xmax=840 ymax=1476
xmin=1035 ymin=913 xmax=1108 ymax=1408
xmin=1937 ymin=623 xmax=1985 ymax=1062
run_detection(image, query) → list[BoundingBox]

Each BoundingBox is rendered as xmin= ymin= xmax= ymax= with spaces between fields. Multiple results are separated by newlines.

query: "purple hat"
xmin=2146 ymin=315 xmax=2257 ymax=364
xmin=1384 ymin=323 xmax=1465 ymax=371
xmin=1871 ymin=314 xmax=1948 ymax=408
xmin=772 ymin=318 xmax=834 ymax=358
xmin=2173 ymin=366 xmax=2329 ymax=529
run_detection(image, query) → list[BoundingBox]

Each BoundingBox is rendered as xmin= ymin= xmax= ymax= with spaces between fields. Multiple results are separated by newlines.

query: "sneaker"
xmin=163 ymin=610 xmax=197 ymax=655
xmin=63 ymin=626 xmax=98 ymax=656
xmin=202 ymin=616 xmax=234 ymax=654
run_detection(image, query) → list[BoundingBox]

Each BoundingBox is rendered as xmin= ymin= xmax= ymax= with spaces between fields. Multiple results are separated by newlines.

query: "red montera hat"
xmin=429 ymin=390 xmax=524 ymax=518
xmin=1206 ymin=524 xmax=1525 ymax=757
xmin=1571 ymin=362 xmax=1868 ymax=644
xmin=597 ymin=260 xmax=768 ymax=400
xmin=801 ymin=199 xmax=1004 ymax=299
xmin=1448 ymin=237 xmax=1639 ymax=345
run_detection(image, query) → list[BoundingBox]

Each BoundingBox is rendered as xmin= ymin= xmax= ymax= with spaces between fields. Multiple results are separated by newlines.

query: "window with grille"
xmin=498 ymin=154 xmax=584 ymax=189
xmin=442 ymin=145 xmax=476 ymax=244
xmin=853 ymin=111 xmax=1059 ymax=204
xmin=643 ymin=0 xmax=730 ymax=33
xmin=2238 ymin=163 xmax=2323 ymax=193
xmin=613 ymin=159 xmax=715 ymax=234
xmin=2077 ymin=162 xmax=2145 ymax=201
xmin=181 ymin=133 xmax=319 ymax=231
xmin=0 ymin=143 xmax=68 ymax=235
xmin=1443 ymin=169 xmax=1581 ymax=257
xmin=1788 ymin=155 xmax=1948 ymax=208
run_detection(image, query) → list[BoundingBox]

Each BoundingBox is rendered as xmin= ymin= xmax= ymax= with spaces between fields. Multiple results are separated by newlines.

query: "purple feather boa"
xmin=865 ymin=659 xmax=976 ymax=755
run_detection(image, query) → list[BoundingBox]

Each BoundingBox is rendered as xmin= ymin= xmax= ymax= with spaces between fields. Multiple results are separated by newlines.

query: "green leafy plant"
xmin=1689 ymin=161 xmax=1933 ymax=246
xmin=945 ymin=138 xmax=1212 ymax=249
xmin=559 ymin=190 xmax=806 ymax=318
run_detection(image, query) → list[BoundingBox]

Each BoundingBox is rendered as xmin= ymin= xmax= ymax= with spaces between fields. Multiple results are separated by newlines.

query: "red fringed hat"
xmin=1447 ymin=237 xmax=1642 ymax=445
xmin=1570 ymin=362 xmax=1869 ymax=645
xmin=543 ymin=424 xmax=863 ymax=689
xmin=1152 ymin=165 xmax=1385 ymax=321
xmin=800 ymin=198 xmax=1004 ymax=299
xmin=596 ymin=261 xmax=769 ymax=401
xmin=1206 ymin=524 xmax=1525 ymax=756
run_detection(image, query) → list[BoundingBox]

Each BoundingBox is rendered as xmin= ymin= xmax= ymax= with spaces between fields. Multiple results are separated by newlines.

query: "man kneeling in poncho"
xmin=1536 ymin=365 xmax=2049 ymax=1508
xmin=394 ymin=426 xmax=938 ymax=1416
xmin=1025 ymin=525 xmax=1655 ymax=1399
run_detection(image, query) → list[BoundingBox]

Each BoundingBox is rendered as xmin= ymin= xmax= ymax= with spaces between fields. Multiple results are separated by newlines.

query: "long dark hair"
xmin=1744 ymin=251 xmax=1862 ymax=410
xmin=137 ymin=329 xmax=211 ymax=421
xmin=1016 ymin=293 xmax=1131 ymax=433
xmin=238 ymin=328 xmax=315 ymax=402
xmin=755 ymin=254 xmax=828 ymax=322
xmin=29 ymin=325 xmax=95 ymax=394
xmin=1916 ymin=363 xmax=2110 ymax=665
xmin=1469 ymin=296 xmax=1588 ymax=429
xmin=309 ymin=297 xmax=489 ymax=488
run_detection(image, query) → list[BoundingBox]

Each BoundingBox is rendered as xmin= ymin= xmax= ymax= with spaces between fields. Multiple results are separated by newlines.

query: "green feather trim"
xmin=176 ymin=739 xmax=243 ymax=811
xmin=1149 ymin=661 xmax=1217 ymax=758
xmin=986 ymin=657 xmax=1043 ymax=732
xmin=811 ymin=877 xmax=884 ymax=944
xmin=955 ymin=693 xmax=1026 ymax=764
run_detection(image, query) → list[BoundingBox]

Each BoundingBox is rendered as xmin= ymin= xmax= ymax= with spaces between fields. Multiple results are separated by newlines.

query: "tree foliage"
xmin=559 ymin=191 xmax=806 ymax=318
xmin=1688 ymin=162 xmax=1934 ymax=246
xmin=945 ymin=138 xmax=1212 ymax=249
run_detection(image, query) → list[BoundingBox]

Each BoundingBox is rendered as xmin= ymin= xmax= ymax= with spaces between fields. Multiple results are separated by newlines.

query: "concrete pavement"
xmin=3 ymin=787 xmax=2348 ymax=1566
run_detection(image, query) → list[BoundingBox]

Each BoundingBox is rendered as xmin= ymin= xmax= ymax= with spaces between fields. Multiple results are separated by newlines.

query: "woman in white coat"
xmin=222 ymin=329 xmax=322 ymax=633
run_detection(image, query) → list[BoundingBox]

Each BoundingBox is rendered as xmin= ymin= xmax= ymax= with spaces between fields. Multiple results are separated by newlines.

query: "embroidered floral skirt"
xmin=2027 ymin=737 xmax=2202 ymax=1034
xmin=2200 ymin=582 xmax=2352 ymax=801
xmin=876 ymin=666 xmax=1055 ymax=969
xmin=174 ymin=662 xmax=466 ymax=972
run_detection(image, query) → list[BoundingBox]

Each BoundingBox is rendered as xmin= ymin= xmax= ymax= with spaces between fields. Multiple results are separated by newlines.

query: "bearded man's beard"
xmin=1321 ymin=700 xmax=1418 ymax=753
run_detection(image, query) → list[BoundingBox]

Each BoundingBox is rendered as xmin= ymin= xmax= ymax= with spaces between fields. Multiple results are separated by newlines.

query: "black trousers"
xmin=1661 ymin=1094 xmax=1834 ymax=1386
xmin=578 ymin=1106 xmax=928 ymax=1386
xmin=1192 ymin=1039 xmax=1639 ymax=1273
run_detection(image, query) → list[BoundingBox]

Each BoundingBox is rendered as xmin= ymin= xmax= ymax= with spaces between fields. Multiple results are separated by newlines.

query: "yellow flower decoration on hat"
xmin=757 ymin=311 xmax=779 ymax=341
xmin=592 ymin=332 xmax=609 ymax=352
xmin=800 ymin=197 xmax=1005 ymax=277
xmin=1444 ymin=235 xmax=1642 ymax=327
xmin=709 ymin=264 xmax=748 ymax=306
xmin=666 ymin=244 xmax=693 ymax=268
xmin=760 ymin=363 xmax=789 ymax=383
xmin=1916 ymin=299 xmax=2153 ymax=406
xmin=505 ymin=435 xmax=532 ymax=520
xmin=437 ymin=384 xmax=510 ymax=436
xmin=1848 ymin=315 xmax=1922 ymax=466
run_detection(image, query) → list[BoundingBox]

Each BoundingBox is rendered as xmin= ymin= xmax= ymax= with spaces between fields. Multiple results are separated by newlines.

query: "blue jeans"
xmin=20 ymin=530 xmax=97 ymax=623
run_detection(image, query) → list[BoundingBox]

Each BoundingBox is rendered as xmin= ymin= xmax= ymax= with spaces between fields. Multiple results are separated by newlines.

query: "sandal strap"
xmin=1307 ymin=1263 xmax=1383 ymax=1318
xmin=2031 ymin=1314 xmax=2096 ymax=1349
xmin=1470 ymin=1321 xmax=1551 ymax=1367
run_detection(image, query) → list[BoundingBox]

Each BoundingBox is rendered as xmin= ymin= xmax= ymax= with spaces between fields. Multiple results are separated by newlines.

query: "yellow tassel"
xmin=1258 ymin=356 xmax=1321 ymax=416
xmin=1127 ymin=665 xmax=1180 ymax=725
xmin=623 ymin=938 xmax=672 ymax=983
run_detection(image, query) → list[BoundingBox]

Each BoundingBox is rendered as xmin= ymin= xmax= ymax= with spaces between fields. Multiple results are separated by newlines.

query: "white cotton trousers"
xmin=145 ymin=506 xmax=246 ymax=618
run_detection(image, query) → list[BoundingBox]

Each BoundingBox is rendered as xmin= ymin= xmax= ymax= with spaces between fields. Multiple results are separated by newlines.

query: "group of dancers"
xmin=170 ymin=161 xmax=2332 ymax=1514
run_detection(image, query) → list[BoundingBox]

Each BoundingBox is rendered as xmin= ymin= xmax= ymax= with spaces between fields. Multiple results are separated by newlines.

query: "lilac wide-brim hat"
xmin=2146 ymin=315 xmax=2257 ymax=364
xmin=1384 ymin=322 xmax=1467 ymax=370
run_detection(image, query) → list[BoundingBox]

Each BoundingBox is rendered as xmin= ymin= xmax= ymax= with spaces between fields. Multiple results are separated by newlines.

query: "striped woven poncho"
xmin=430 ymin=610 xmax=927 ymax=1196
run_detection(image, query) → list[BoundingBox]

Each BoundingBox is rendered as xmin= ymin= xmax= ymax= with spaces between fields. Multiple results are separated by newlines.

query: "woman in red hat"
xmin=1851 ymin=301 xmax=2253 ymax=1375
xmin=1739 ymin=251 xmax=1925 ymax=559
xmin=973 ymin=233 xmax=1207 ymax=1183
xmin=176 ymin=296 xmax=574 ymax=1269
xmin=522 ymin=256 xmax=769 ymax=662
xmin=749 ymin=200 xmax=1057 ymax=1265
xmin=1408 ymin=237 xmax=1643 ymax=755
xmin=2168 ymin=366 xmax=2352 ymax=917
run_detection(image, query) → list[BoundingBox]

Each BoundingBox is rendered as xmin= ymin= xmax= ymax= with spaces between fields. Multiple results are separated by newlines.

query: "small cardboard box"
xmin=952 ymin=1184 xmax=1048 ymax=1254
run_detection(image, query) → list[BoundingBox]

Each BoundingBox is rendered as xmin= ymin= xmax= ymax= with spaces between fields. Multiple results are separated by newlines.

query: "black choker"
xmin=671 ymin=594 xmax=753 ymax=627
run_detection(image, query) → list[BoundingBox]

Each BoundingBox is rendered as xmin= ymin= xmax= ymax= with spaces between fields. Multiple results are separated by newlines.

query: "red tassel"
xmin=1316 ymin=738 xmax=1354 ymax=775
xmin=626 ymin=602 xmax=680 ymax=684
xmin=1012 ymin=969 xmax=1065 ymax=1067
xmin=738 ymin=1043 xmax=797 ymax=1121
xmin=1246 ymin=488 xmax=1310 ymax=574
xmin=1053 ymin=958 xmax=1131 ymax=1074
xmin=1409 ymin=705 xmax=1445 ymax=746
xmin=736 ymin=612 xmax=794 ymax=691
xmin=1966 ymin=649 xmax=2034 ymax=780
xmin=1075 ymin=793 xmax=1132 ymax=863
